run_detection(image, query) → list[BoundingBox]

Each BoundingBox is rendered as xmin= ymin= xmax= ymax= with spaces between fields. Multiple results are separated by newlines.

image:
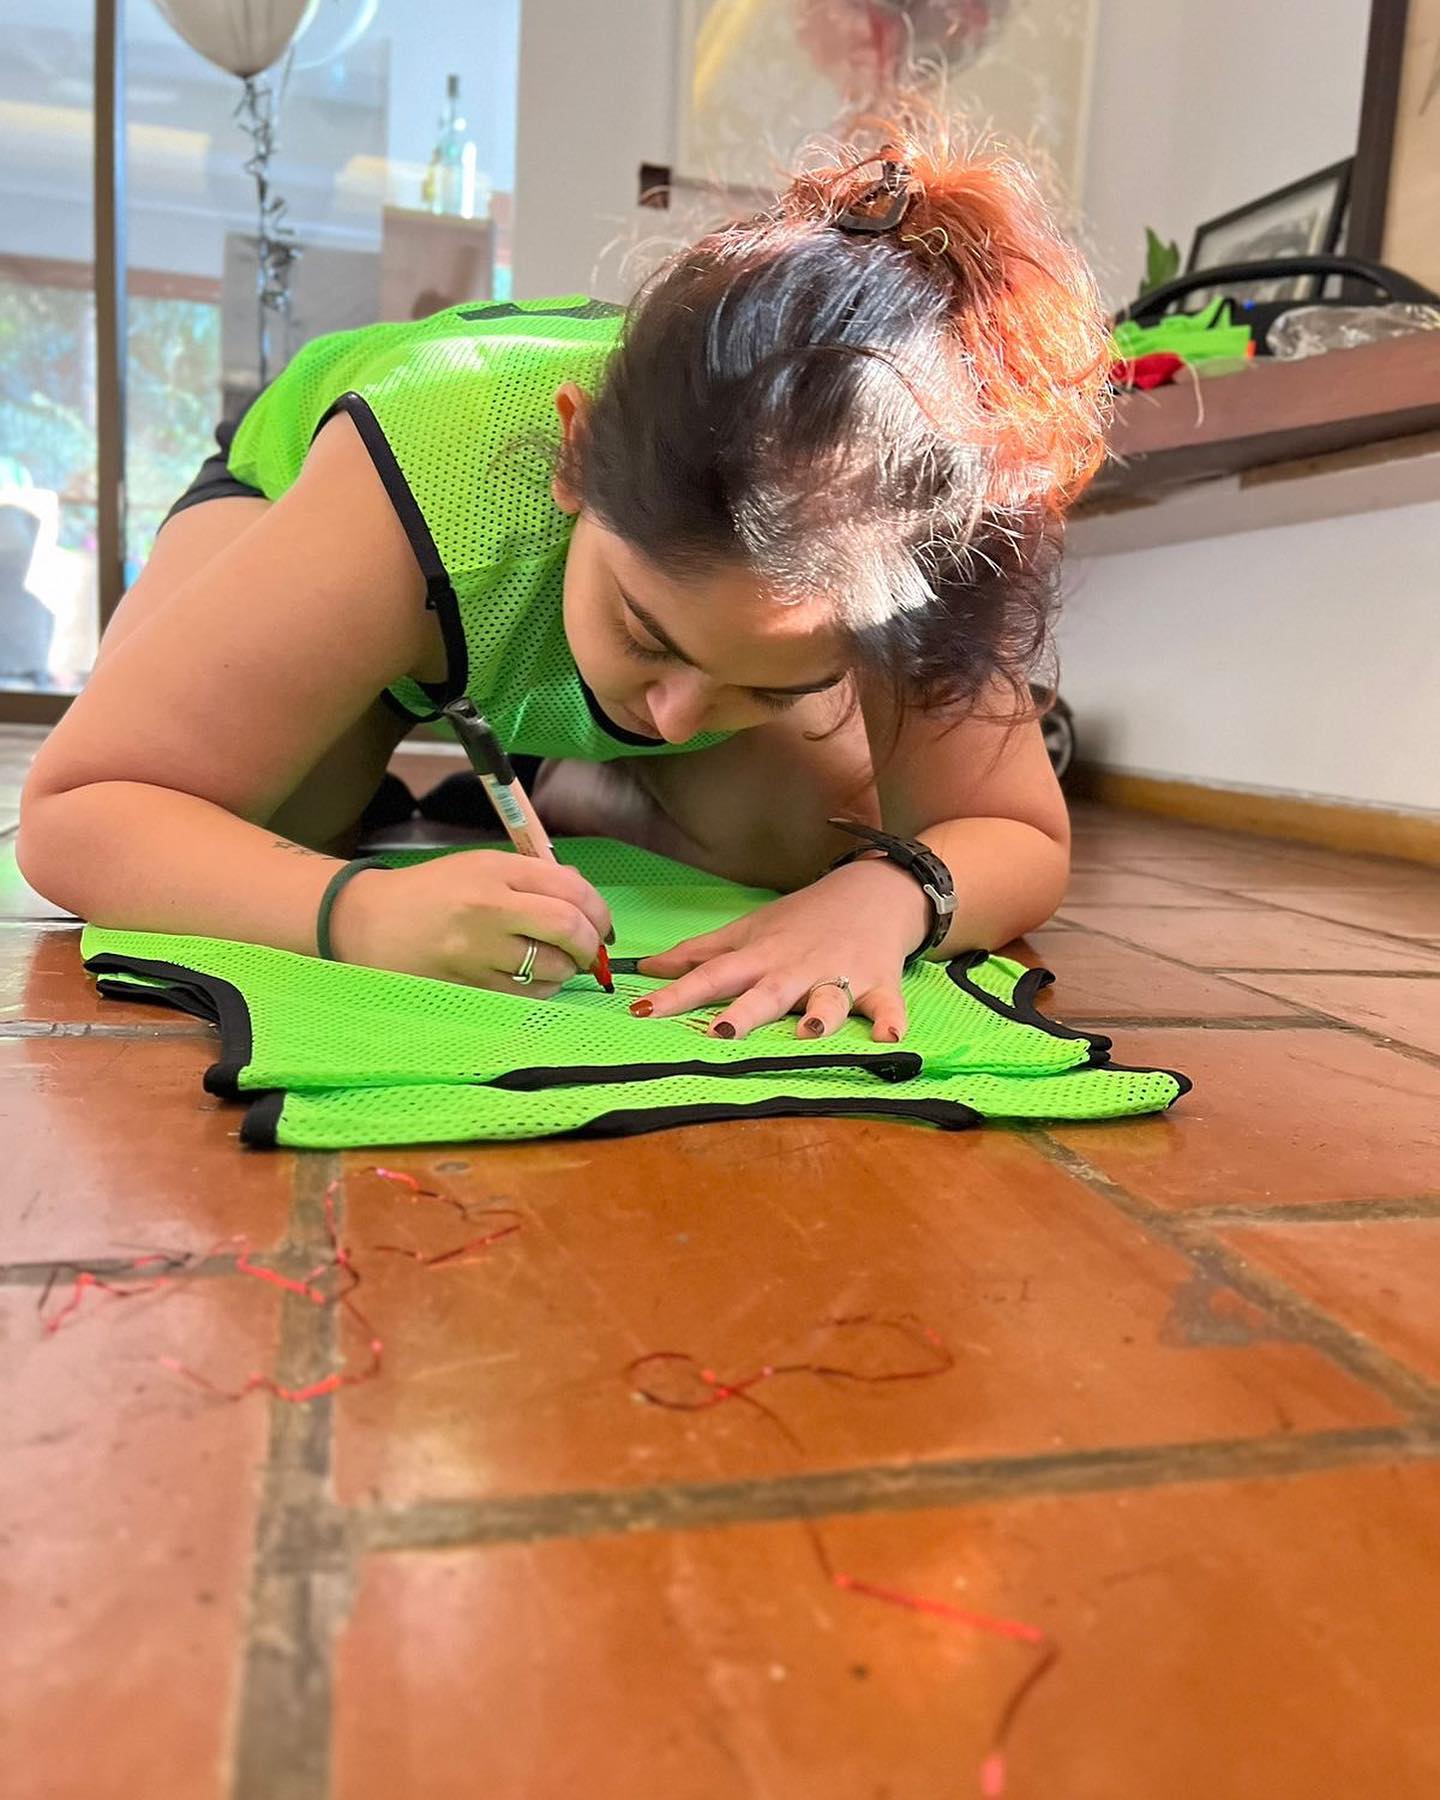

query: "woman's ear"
xmin=551 ymin=382 xmax=590 ymax=515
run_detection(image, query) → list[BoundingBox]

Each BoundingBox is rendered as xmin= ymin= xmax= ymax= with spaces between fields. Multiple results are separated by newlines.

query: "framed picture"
xmin=671 ymin=0 xmax=1100 ymax=202
xmin=1183 ymin=161 xmax=1353 ymax=311
xmin=1350 ymin=0 xmax=1440 ymax=295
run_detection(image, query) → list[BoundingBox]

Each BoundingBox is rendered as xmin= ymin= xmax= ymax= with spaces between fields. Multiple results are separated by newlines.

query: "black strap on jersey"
xmin=827 ymin=819 xmax=956 ymax=962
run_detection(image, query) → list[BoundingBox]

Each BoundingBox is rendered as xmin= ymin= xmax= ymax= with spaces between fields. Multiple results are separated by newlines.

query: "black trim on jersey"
xmin=87 ymin=952 xmax=1187 ymax=1146
xmin=1083 ymin=1058 xmax=1194 ymax=1105
xmin=92 ymin=973 xmax=220 ymax=1027
xmin=491 ymin=1049 xmax=921 ymax=1090
xmin=84 ymin=953 xmax=255 ymax=1096
xmin=316 ymin=392 xmax=470 ymax=707
xmin=945 ymin=949 xmax=1113 ymax=1063
xmin=577 ymin=670 xmax=667 ymax=748
xmin=455 ymin=299 xmax=625 ymax=323
xmin=240 ymin=1086 xmax=980 ymax=1149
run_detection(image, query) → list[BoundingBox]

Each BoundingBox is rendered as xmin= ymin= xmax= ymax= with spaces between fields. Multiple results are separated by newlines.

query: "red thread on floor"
xmin=370 ymin=1165 xmax=524 ymax=1264
xmin=38 ymin=1252 xmax=189 ymax=1334
xmin=626 ymin=1314 xmax=954 ymax=1445
xmin=161 ymin=1176 xmax=380 ymax=1403
xmin=629 ymin=1321 xmax=1054 ymax=1797
xmin=157 ymin=1168 xmax=522 ymax=1403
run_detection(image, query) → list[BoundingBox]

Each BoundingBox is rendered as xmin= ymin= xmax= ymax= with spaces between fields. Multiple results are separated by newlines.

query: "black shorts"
xmin=161 ymin=393 xmax=266 ymax=528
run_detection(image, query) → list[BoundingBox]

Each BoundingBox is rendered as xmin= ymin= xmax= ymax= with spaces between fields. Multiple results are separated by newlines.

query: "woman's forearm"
xmin=919 ymin=815 xmax=1069 ymax=954
xmin=814 ymin=815 xmax=1068 ymax=961
xmin=17 ymin=780 xmax=344 ymax=952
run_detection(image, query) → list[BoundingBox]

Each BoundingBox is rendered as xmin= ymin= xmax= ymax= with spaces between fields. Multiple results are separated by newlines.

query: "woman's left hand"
xmin=634 ymin=859 xmax=932 ymax=1041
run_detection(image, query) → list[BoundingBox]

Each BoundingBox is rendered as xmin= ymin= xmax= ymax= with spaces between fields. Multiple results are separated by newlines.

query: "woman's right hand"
xmin=330 ymin=850 xmax=612 ymax=996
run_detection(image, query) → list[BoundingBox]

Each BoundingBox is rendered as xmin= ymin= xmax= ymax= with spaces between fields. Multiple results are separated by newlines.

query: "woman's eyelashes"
xmin=616 ymin=610 xmax=671 ymax=664
xmin=613 ymin=606 xmax=799 ymax=712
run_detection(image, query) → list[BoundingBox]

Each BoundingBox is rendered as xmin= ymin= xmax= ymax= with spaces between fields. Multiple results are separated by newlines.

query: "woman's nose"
xmin=645 ymin=672 xmax=716 ymax=744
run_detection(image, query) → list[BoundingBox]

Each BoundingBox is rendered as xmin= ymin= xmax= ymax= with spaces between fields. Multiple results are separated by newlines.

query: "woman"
xmin=18 ymin=125 xmax=1107 ymax=1044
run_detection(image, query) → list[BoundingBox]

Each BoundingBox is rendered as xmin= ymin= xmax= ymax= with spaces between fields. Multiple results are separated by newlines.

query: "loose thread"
xmin=161 ymin=1176 xmax=380 ymax=1404
xmin=160 ymin=1167 xmax=521 ymax=1404
xmin=38 ymin=1251 xmax=192 ymax=1334
xmin=628 ymin=1322 xmax=1055 ymax=1796
xmin=805 ymin=1518 xmax=1058 ymax=1793
xmin=369 ymin=1164 xmax=523 ymax=1266
xmin=626 ymin=1314 xmax=954 ymax=1414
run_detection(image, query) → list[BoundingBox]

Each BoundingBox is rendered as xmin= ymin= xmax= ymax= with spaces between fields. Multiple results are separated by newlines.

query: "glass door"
xmin=0 ymin=0 xmax=520 ymax=723
xmin=0 ymin=0 xmax=102 ymax=711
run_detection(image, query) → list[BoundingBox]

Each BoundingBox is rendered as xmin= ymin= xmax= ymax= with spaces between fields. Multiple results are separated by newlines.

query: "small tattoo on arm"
xmin=271 ymin=837 xmax=324 ymax=858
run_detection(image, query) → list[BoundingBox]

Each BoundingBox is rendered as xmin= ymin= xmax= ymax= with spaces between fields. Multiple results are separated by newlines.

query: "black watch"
xmin=827 ymin=818 xmax=956 ymax=961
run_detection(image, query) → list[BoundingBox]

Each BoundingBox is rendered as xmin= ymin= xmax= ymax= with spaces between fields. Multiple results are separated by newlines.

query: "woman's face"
xmin=552 ymin=385 xmax=847 ymax=744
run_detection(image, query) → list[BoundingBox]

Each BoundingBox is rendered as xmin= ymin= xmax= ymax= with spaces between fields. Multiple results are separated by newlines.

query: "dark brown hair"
xmin=556 ymin=115 xmax=1110 ymax=722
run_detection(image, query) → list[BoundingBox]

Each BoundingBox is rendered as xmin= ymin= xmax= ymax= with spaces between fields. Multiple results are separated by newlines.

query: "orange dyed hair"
xmin=776 ymin=120 xmax=1111 ymax=510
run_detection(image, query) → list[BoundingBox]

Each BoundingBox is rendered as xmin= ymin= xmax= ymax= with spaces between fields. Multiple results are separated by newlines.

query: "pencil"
xmin=442 ymin=699 xmax=614 ymax=992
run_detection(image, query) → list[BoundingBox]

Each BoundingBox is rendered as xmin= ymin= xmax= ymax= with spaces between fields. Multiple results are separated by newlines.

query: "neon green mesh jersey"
xmin=82 ymin=840 xmax=1191 ymax=1149
xmin=224 ymin=295 xmax=726 ymax=761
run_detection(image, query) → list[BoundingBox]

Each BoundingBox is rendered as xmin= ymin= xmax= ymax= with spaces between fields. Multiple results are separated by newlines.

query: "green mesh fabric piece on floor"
xmin=81 ymin=837 xmax=1190 ymax=1146
xmin=83 ymin=840 xmax=1103 ymax=1095
xmin=241 ymin=1058 xmax=1189 ymax=1150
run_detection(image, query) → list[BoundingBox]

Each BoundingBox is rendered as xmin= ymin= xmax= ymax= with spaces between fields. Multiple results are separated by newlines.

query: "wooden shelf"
xmin=1086 ymin=331 xmax=1440 ymax=502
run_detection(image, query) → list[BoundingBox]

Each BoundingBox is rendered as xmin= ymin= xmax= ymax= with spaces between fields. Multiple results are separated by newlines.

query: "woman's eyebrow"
xmin=620 ymin=590 xmax=700 ymax=666
xmin=620 ymin=588 xmax=845 ymax=696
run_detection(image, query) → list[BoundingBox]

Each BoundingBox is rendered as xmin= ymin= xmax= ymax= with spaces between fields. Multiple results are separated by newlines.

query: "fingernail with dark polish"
xmin=629 ymin=1000 xmax=653 ymax=1017
xmin=605 ymin=926 xmax=616 ymax=945
xmin=801 ymin=1016 xmax=824 ymax=1036
xmin=711 ymin=1020 xmax=736 ymax=1039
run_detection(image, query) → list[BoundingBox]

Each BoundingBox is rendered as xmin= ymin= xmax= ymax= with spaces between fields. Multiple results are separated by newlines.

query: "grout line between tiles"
xmin=345 ymin=1422 xmax=1439 ymax=1556
xmin=231 ymin=1153 xmax=348 ymax=1800
xmin=1058 ymin=1014 xmax=1337 ymax=1032
xmin=1213 ymin=967 xmax=1440 ymax=979
xmin=1024 ymin=1131 xmax=1440 ymax=1417
xmin=0 ymin=1020 xmax=213 ymax=1039
xmin=1 ymin=1252 xmax=241 ymax=1287
xmin=1053 ymin=911 xmax=1440 ymax=986
xmin=1045 ymin=915 xmax=1440 ymax=1071
xmin=1174 ymin=1197 xmax=1440 ymax=1227
xmin=1170 ymin=880 xmax=1440 ymax=958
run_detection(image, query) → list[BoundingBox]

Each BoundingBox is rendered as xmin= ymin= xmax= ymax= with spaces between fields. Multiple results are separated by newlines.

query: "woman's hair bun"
xmin=776 ymin=118 xmax=1109 ymax=508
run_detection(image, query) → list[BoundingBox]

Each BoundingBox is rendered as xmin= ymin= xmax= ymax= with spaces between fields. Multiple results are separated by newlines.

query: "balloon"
xmin=149 ymin=0 xmax=321 ymax=78
xmin=289 ymin=0 xmax=379 ymax=71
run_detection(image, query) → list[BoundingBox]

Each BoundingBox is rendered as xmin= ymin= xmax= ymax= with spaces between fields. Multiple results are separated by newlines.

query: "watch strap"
xmin=827 ymin=818 xmax=956 ymax=960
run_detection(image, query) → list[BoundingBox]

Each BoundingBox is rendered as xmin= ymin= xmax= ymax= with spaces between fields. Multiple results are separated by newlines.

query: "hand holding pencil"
xmin=443 ymin=699 xmax=615 ymax=992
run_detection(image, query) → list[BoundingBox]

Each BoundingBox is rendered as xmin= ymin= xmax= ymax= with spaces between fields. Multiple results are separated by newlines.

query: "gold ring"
xmin=513 ymin=939 xmax=539 ymax=985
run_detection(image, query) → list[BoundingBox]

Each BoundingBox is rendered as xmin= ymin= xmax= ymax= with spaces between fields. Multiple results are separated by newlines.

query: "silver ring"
xmin=810 ymin=976 xmax=854 ymax=1004
xmin=513 ymin=938 xmax=539 ymax=985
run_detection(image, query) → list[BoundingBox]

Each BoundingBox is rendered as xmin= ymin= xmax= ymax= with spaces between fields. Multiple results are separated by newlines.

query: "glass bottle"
xmin=420 ymin=73 xmax=490 ymax=220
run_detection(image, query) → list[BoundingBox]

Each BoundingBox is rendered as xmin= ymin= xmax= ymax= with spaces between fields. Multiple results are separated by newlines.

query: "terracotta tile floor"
xmin=4 ymin=721 xmax=1440 ymax=1799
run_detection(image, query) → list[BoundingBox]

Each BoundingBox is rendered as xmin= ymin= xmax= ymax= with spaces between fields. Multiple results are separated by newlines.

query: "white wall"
xmin=1062 ymin=0 xmax=1440 ymax=813
xmin=511 ymin=0 xmax=676 ymax=300
xmin=1062 ymin=501 xmax=1440 ymax=812
xmin=1080 ymin=0 xmax=1372 ymax=307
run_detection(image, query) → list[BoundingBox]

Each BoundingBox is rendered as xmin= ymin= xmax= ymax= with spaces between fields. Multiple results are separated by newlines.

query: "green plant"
xmin=1139 ymin=227 xmax=1182 ymax=296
